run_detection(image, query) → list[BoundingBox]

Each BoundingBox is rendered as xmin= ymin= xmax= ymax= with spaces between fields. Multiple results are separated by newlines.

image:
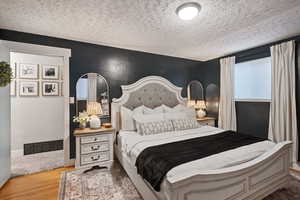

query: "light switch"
xmin=69 ymin=97 xmax=75 ymax=104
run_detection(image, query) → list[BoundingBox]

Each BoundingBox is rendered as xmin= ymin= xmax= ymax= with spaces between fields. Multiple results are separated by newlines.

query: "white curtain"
xmin=268 ymin=40 xmax=298 ymax=162
xmin=218 ymin=56 xmax=237 ymax=131
xmin=87 ymin=73 xmax=97 ymax=102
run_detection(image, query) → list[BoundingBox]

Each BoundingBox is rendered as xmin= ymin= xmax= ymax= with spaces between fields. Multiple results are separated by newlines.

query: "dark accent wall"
xmin=235 ymin=102 xmax=270 ymax=139
xmin=0 ymin=29 xmax=205 ymax=158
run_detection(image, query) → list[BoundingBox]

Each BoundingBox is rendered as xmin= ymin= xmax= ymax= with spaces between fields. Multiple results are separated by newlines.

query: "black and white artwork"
xmin=19 ymin=63 xmax=39 ymax=79
xmin=42 ymin=65 xmax=59 ymax=80
xmin=42 ymin=82 xmax=59 ymax=96
xmin=19 ymin=81 xmax=39 ymax=96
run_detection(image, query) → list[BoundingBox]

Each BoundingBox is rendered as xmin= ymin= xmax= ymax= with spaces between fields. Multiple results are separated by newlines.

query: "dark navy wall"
xmin=0 ymin=29 xmax=207 ymax=158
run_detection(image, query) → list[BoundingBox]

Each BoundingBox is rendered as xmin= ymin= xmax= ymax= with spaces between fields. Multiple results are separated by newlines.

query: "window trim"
xmin=234 ymin=98 xmax=271 ymax=102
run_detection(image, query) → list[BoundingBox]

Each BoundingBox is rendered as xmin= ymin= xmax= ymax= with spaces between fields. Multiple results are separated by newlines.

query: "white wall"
xmin=11 ymin=52 xmax=64 ymax=151
xmin=0 ymin=41 xmax=11 ymax=188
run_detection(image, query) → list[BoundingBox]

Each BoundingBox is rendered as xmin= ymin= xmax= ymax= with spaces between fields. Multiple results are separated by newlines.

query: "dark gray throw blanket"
xmin=135 ymin=131 xmax=266 ymax=191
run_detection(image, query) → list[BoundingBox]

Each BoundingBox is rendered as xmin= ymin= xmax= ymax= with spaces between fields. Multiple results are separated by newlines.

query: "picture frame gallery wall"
xmin=10 ymin=62 xmax=64 ymax=97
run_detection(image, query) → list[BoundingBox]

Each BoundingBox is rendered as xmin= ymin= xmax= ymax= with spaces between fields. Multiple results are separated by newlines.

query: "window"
xmin=234 ymin=57 xmax=271 ymax=101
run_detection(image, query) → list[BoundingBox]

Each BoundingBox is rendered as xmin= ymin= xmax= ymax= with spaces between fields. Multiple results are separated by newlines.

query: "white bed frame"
xmin=111 ymin=76 xmax=293 ymax=200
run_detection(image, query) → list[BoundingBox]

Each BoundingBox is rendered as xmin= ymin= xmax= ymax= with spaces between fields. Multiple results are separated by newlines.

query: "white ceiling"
xmin=1 ymin=0 xmax=300 ymax=61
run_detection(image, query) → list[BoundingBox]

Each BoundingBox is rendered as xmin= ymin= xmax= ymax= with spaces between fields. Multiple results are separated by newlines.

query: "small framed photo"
xmin=42 ymin=82 xmax=59 ymax=96
xmin=19 ymin=63 xmax=39 ymax=79
xmin=10 ymin=80 xmax=16 ymax=96
xmin=42 ymin=65 xmax=59 ymax=80
xmin=11 ymin=63 xmax=16 ymax=78
xmin=19 ymin=81 xmax=39 ymax=96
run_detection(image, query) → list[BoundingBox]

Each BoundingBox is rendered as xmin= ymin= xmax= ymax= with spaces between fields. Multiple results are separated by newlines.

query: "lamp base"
xmin=196 ymin=109 xmax=206 ymax=118
xmin=90 ymin=115 xmax=101 ymax=129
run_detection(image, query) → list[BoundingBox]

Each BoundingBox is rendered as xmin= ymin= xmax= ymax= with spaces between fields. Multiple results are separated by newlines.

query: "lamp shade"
xmin=187 ymin=100 xmax=196 ymax=107
xmin=87 ymin=102 xmax=102 ymax=116
xmin=195 ymin=100 xmax=206 ymax=109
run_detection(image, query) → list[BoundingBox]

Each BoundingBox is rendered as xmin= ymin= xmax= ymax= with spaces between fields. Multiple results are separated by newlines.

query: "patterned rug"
xmin=59 ymin=162 xmax=300 ymax=200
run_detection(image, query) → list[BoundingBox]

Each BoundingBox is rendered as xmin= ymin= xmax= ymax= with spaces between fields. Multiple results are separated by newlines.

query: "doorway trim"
xmin=2 ymin=40 xmax=73 ymax=166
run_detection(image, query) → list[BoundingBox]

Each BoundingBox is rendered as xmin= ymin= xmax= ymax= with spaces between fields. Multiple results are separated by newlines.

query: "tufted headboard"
xmin=111 ymin=76 xmax=186 ymax=131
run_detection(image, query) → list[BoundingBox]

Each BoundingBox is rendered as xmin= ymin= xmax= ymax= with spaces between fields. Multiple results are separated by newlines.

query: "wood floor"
xmin=0 ymin=167 xmax=299 ymax=200
xmin=0 ymin=167 xmax=73 ymax=200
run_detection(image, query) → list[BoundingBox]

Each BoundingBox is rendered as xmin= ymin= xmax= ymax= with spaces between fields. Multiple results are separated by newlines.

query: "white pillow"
xmin=133 ymin=112 xmax=164 ymax=123
xmin=143 ymin=105 xmax=164 ymax=114
xmin=164 ymin=104 xmax=196 ymax=120
xmin=143 ymin=104 xmax=174 ymax=114
xmin=120 ymin=106 xmax=144 ymax=131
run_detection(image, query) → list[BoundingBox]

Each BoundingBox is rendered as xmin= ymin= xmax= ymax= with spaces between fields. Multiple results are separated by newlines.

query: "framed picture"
xmin=19 ymin=81 xmax=39 ymax=96
xmin=42 ymin=65 xmax=59 ymax=80
xmin=11 ymin=63 xmax=16 ymax=78
xmin=19 ymin=63 xmax=39 ymax=79
xmin=42 ymin=82 xmax=59 ymax=96
xmin=10 ymin=80 xmax=16 ymax=96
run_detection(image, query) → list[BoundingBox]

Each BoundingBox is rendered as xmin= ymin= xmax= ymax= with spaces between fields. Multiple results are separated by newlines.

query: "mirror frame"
xmin=75 ymin=72 xmax=110 ymax=118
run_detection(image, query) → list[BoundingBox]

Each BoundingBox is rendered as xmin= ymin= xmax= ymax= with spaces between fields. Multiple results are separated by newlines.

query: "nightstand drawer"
xmin=198 ymin=120 xmax=215 ymax=126
xmin=81 ymin=142 xmax=109 ymax=154
xmin=81 ymin=152 xmax=109 ymax=165
xmin=80 ymin=134 xmax=109 ymax=144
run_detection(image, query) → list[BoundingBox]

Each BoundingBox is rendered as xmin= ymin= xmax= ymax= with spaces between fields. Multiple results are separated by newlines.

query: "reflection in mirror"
xmin=76 ymin=73 xmax=109 ymax=120
xmin=187 ymin=80 xmax=204 ymax=100
xmin=187 ymin=80 xmax=206 ymax=118
xmin=205 ymin=83 xmax=219 ymax=118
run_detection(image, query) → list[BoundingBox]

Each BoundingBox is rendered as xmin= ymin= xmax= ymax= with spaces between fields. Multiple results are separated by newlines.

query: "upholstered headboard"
xmin=111 ymin=76 xmax=186 ymax=131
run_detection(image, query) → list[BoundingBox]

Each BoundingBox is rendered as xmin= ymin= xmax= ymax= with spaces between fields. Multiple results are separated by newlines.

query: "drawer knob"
xmin=91 ymin=155 xmax=100 ymax=161
xmin=91 ymin=146 xmax=100 ymax=151
xmin=94 ymin=138 xmax=98 ymax=141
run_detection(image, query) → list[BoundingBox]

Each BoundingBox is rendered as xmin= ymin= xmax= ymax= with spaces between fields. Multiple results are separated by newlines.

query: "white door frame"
xmin=2 ymin=40 xmax=74 ymax=166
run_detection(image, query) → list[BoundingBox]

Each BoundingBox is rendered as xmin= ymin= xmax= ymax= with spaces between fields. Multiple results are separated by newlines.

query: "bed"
xmin=111 ymin=76 xmax=292 ymax=200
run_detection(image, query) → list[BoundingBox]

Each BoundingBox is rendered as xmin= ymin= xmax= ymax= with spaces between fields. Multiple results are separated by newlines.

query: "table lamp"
xmin=87 ymin=102 xmax=102 ymax=129
xmin=195 ymin=100 xmax=206 ymax=118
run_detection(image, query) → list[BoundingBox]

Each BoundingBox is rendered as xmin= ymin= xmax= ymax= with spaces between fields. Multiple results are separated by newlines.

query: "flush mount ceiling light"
xmin=176 ymin=2 xmax=201 ymax=21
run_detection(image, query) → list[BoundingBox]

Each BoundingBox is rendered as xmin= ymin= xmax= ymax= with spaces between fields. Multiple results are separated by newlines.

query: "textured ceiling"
xmin=1 ymin=0 xmax=300 ymax=61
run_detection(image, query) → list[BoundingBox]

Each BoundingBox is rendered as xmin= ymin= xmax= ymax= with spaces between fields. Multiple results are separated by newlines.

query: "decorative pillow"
xmin=164 ymin=105 xmax=196 ymax=120
xmin=143 ymin=105 xmax=164 ymax=114
xmin=138 ymin=120 xmax=174 ymax=135
xmin=143 ymin=104 xmax=174 ymax=114
xmin=120 ymin=106 xmax=145 ymax=131
xmin=133 ymin=112 xmax=164 ymax=123
xmin=172 ymin=118 xmax=201 ymax=131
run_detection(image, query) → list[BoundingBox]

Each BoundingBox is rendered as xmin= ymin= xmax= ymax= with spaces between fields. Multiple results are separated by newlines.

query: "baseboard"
xmin=0 ymin=174 xmax=10 ymax=189
xmin=64 ymin=158 xmax=75 ymax=167
xmin=11 ymin=149 xmax=24 ymax=157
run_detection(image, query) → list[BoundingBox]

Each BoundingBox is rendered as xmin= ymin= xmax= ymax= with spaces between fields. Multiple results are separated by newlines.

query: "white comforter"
xmin=118 ymin=126 xmax=275 ymax=184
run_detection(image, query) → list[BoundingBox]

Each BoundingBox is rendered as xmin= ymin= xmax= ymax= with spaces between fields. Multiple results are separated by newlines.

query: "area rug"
xmin=59 ymin=162 xmax=300 ymax=200
xmin=58 ymin=164 xmax=142 ymax=200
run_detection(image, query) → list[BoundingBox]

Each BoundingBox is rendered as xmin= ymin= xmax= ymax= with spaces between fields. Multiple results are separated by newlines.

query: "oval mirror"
xmin=76 ymin=73 xmax=109 ymax=118
xmin=205 ymin=83 xmax=219 ymax=118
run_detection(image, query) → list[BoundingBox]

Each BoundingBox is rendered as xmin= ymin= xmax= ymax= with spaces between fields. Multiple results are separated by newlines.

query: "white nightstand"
xmin=197 ymin=117 xmax=216 ymax=127
xmin=74 ymin=127 xmax=115 ymax=169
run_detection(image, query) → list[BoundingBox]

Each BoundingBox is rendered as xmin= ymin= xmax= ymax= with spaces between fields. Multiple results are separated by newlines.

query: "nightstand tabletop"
xmin=74 ymin=127 xmax=115 ymax=136
xmin=196 ymin=117 xmax=216 ymax=121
